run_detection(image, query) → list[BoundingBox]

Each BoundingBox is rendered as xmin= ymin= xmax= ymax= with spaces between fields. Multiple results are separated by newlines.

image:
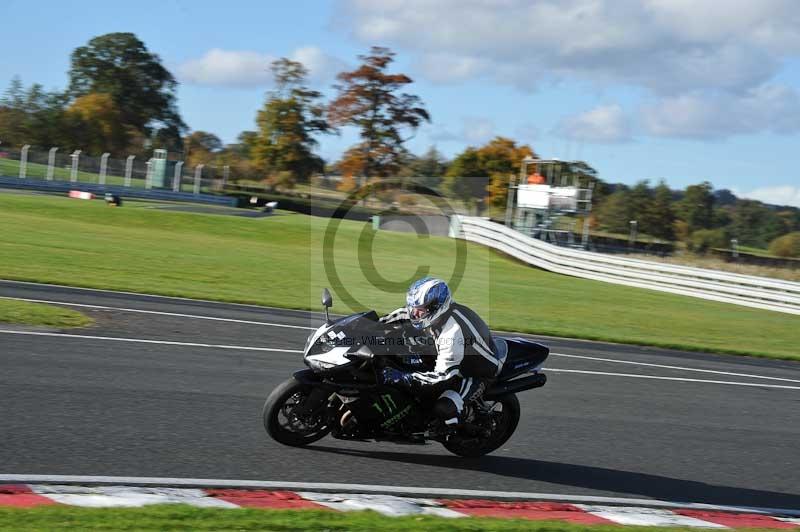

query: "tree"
xmin=480 ymin=137 xmax=535 ymax=208
xmin=335 ymin=146 xmax=367 ymax=180
xmin=25 ymin=87 xmax=72 ymax=150
xmin=676 ymin=182 xmax=714 ymax=233
xmin=768 ymin=232 xmax=800 ymax=257
xmin=183 ymin=131 xmax=223 ymax=168
xmin=328 ymin=46 xmax=430 ymax=177
xmin=232 ymin=131 xmax=258 ymax=158
xmin=777 ymin=209 xmax=800 ymax=234
xmin=68 ymin=33 xmax=185 ymax=149
xmin=442 ymin=137 xmax=534 ymax=208
xmin=0 ymin=78 xmax=73 ymax=150
xmin=252 ymin=58 xmax=330 ymax=183
xmin=400 ymin=146 xmax=448 ymax=189
xmin=441 ymin=148 xmax=488 ymax=204
xmin=626 ymin=180 xmax=654 ymax=236
xmin=0 ymin=78 xmax=26 ymax=147
xmin=594 ymin=190 xmax=632 ymax=234
xmin=714 ymin=189 xmax=738 ymax=206
xmin=712 ymin=206 xmax=732 ymax=229
xmin=68 ymin=93 xmax=132 ymax=155
xmin=594 ymin=180 xmax=675 ymax=240
xmin=688 ymin=228 xmax=729 ymax=253
xmin=646 ymin=181 xmax=676 ymax=240
xmin=728 ymin=200 xmax=784 ymax=247
xmin=337 ymin=174 xmax=359 ymax=193
xmin=413 ymin=146 xmax=448 ymax=176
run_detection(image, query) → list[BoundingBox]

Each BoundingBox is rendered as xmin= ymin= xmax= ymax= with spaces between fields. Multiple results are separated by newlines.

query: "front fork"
xmin=292 ymin=386 xmax=330 ymax=418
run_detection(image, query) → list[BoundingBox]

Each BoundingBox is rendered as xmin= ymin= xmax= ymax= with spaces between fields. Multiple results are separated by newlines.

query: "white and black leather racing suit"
xmin=381 ymin=302 xmax=503 ymax=425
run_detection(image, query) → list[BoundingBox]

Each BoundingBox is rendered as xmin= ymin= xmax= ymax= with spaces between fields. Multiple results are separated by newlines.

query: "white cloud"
xmin=289 ymin=46 xmax=349 ymax=85
xmin=417 ymin=53 xmax=488 ymax=84
xmin=178 ymin=49 xmax=274 ymax=87
xmin=555 ymin=104 xmax=631 ymax=143
xmin=641 ymin=84 xmax=800 ymax=138
xmin=430 ymin=116 xmax=495 ymax=145
xmin=735 ymin=185 xmax=800 ymax=207
xmin=341 ymin=0 xmax=800 ymax=95
xmin=178 ymin=46 xmax=346 ymax=88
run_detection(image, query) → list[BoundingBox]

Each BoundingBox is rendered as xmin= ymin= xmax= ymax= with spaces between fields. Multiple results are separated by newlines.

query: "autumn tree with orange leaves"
xmin=329 ymin=47 xmax=430 ymax=179
xmin=443 ymin=137 xmax=536 ymax=208
xmin=67 ymin=93 xmax=129 ymax=155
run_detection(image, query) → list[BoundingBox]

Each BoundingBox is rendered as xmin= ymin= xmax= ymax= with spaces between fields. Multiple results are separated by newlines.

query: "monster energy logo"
xmin=371 ymin=394 xmax=410 ymax=428
xmin=371 ymin=394 xmax=397 ymax=416
xmin=381 ymin=405 xmax=411 ymax=428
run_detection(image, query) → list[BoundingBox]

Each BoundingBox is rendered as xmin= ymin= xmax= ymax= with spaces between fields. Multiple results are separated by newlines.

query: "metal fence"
xmin=451 ymin=216 xmax=800 ymax=315
xmin=0 ymin=145 xmax=226 ymax=196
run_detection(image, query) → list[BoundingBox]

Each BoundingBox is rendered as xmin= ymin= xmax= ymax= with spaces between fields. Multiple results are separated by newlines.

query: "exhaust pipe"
xmin=486 ymin=373 xmax=546 ymax=399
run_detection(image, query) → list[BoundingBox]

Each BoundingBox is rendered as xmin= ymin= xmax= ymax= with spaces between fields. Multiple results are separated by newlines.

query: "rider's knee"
xmin=434 ymin=389 xmax=463 ymax=422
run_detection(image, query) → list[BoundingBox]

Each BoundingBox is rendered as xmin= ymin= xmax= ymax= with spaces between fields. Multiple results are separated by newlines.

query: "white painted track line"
xmin=0 ymin=296 xmax=316 ymax=331
xmin=545 ymin=368 xmax=800 ymax=390
xmin=2 ymin=474 xmax=799 ymax=516
xmin=0 ymin=329 xmax=303 ymax=353
xmin=2 ymin=291 xmax=797 ymax=386
xmin=0 ymin=279 xmax=324 ymax=316
xmin=551 ymin=352 xmax=800 ymax=384
xmin=2 ymin=329 xmax=797 ymax=389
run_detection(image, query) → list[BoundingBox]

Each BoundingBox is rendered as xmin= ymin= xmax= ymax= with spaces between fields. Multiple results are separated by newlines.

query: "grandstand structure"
xmin=505 ymin=157 xmax=595 ymax=248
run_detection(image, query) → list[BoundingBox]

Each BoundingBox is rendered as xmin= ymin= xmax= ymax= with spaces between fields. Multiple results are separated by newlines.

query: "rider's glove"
xmin=381 ymin=367 xmax=412 ymax=388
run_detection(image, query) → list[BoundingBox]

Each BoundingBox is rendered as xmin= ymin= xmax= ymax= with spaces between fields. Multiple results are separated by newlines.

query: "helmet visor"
xmin=408 ymin=305 xmax=431 ymax=321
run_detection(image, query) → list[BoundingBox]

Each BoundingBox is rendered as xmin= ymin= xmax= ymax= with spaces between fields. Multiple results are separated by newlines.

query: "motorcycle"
xmin=262 ymin=289 xmax=549 ymax=457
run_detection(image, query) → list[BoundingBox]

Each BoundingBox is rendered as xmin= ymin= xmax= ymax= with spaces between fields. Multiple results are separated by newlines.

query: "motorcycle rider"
xmin=379 ymin=277 xmax=503 ymax=427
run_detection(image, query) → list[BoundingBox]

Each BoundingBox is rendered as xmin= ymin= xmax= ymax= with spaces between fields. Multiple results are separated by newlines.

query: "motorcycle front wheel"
xmin=263 ymin=377 xmax=330 ymax=447
xmin=442 ymin=393 xmax=521 ymax=458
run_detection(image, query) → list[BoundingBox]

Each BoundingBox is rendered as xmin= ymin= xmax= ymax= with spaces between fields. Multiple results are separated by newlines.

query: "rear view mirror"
xmin=322 ymin=288 xmax=333 ymax=308
xmin=322 ymin=288 xmax=333 ymax=323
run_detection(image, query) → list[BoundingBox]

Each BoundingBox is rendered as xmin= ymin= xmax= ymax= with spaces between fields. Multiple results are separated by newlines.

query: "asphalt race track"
xmin=1 ymin=279 xmax=799 ymax=509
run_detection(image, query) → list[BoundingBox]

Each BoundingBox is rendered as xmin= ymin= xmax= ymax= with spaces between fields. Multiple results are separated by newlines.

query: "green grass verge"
xmin=0 ymin=157 xmax=205 ymax=193
xmin=737 ymin=245 xmax=778 ymax=258
xmin=0 ymin=298 xmax=91 ymax=328
xmin=0 ymin=157 xmax=130 ymax=187
xmin=0 ymin=192 xmax=797 ymax=360
xmin=0 ymin=506 xmax=746 ymax=532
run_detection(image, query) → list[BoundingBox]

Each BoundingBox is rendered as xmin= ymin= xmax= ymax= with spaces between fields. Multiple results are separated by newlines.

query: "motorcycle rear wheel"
xmin=263 ymin=377 xmax=330 ymax=447
xmin=442 ymin=393 xmax=520 ymax=458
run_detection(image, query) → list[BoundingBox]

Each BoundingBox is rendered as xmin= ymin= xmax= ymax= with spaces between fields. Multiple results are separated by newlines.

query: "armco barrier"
xmin=451 ymin=216 xmax=800 ymax=315
xmin=0 ymin=176 xmax=236 ymax=206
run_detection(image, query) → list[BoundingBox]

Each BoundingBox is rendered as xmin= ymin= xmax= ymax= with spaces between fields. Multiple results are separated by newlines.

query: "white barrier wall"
xmin=451 ymin=216 xmax=800 ymax=316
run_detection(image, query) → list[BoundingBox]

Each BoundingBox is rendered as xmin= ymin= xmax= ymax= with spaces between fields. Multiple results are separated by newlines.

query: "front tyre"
xmin=443 ymin=394 xmax=521 ymax=458
xmin=263 ymin=377 xmax=330 ymax=447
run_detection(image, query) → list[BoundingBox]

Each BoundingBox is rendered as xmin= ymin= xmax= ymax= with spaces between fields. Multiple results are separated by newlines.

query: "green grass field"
xmin=0 ymin=506 xmax=749 ymax=532
xmin=0 ymin=192 xmax=798 ymax=359
xmin=0 ymin=298 xmax=91 ymax=327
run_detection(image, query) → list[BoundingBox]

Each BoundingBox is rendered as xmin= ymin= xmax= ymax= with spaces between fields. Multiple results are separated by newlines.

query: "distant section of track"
xmin=1 ymin=279 xmax=798 ymax=509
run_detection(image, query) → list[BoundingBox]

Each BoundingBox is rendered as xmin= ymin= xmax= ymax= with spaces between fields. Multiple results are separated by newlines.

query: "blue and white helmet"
xmin=406 ymin=277 xmax=452 ymax=330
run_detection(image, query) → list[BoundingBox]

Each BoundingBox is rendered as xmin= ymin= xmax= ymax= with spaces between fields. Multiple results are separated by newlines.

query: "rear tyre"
xmin=263 ymin=377 xmax=330 ymax=447
xmin=442 ymin=394 xmax=521 ymax=458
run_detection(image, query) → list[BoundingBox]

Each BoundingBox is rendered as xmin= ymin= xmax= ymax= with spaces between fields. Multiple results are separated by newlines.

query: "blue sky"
xmin=3 ymin=0 xmax=800 ymax=205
